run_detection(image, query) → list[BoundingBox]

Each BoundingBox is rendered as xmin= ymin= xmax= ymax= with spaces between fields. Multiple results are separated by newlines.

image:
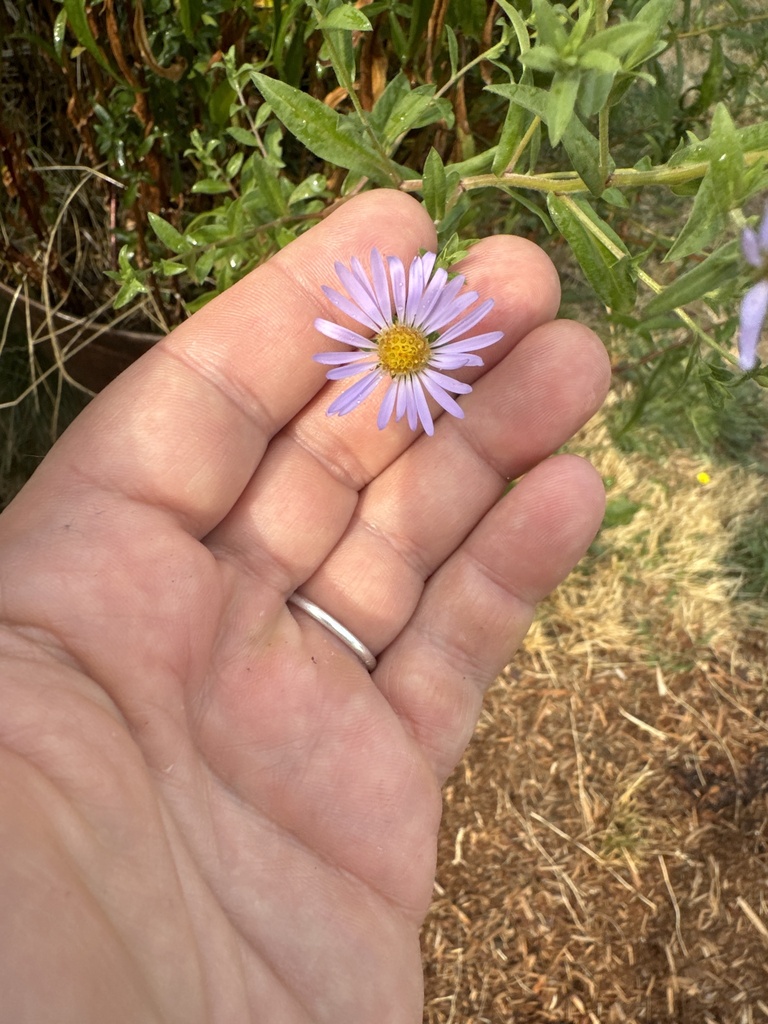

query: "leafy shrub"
xmin=2 ymin=0 xmax=768 ymax=402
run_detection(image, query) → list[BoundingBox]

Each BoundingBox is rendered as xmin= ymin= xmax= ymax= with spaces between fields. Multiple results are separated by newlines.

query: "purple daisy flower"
xmin=313 ymin=248 xmax=503 ymax=435
xmin=738 ymin=208 xmax=768 ymax=371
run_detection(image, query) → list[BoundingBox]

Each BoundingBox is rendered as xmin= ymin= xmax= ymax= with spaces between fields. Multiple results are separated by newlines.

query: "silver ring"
xmin=288 ymin=593 xmax=377 ymax=672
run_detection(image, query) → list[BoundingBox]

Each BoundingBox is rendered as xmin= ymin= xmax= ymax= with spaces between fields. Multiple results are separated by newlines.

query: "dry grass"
xmin=423 ymin=401 xmax=768 ymax=1023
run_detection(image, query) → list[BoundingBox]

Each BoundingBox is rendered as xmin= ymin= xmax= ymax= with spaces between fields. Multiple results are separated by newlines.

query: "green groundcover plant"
xmin=2 ymin=0 xmax=768 ymax=417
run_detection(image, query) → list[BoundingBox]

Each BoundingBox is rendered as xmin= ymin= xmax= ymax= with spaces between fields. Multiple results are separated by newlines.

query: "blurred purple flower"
xmin=313 ymin=249 xmax=503 ymax=435
xmin=738 ymin=210 xmax=768 ymax=371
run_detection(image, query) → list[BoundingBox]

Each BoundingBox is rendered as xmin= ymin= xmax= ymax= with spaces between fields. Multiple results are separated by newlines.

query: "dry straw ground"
xmin=423 ymin=399 xmax=768 ymax=1024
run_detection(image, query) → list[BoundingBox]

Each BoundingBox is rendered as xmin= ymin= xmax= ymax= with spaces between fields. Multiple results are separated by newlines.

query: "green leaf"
xmin=319 ymin=9 xmax=357 ymax=89
xmin=505 ymin=189 xmax=553 ymax=232
xmin=53 ymin=8 xmax=68 ymax=60
xmin=191 ymin=179 xmax=232 ymax=194
xmin=208 ymin=80 xmax=237 ymax=127
xmin=225 ymin=152 xmax=244 ymax=180
xmin=519 ymin=45 xmax=561 ymax=74
xmin=669 ymin=119 xmax=768 ymax=170
xmin=387 ymin=8 xmax=408 ymax=61
xmin=245 ymin=154 xmax=287 ymax=216
xmin=708 ymin=103 xmax=744 ymax=212
xmin=176 ymin=0 xmax=202 ymax=40
xmin=405 ymin=0 xmax=433 ymax=59
xmin=113 ymin=277 xmax=148 ymax=309
xmin=562 ymin=121 xmax=604 ymax=196
xmin=547 ymin=195 xmax=636 ymax=312
xmin=547 ymin=71 xmax=580 ymax=147
xmin=227 ymin=126 xmax=261 ymax=148
xmin=288 ymin=173 xmax=328 ymax=205
xmin=664 ymin=172 xmax=727 ymax=262
xmin=371 ymin=77 xmax=453 ymax=151
xmin=319 ymin=3 xmax=372 ymax=30
xmin=62 ymin=0 xmax=119 ymax=77
xmin=492 ymin=100 xmax=528 ymax=175
xmin=581 ymin=22 xmax=651 ymax=60
xmin=422 ymin=147 xmax=447 ymax=223
xmin=531 ymin=0 xmax=568 ymax=51
xmin=643 ymin=240 xmax=739 ymax=316
xmin=576 ymin=65 xmax=618 ymax=119
xmin=251 ymin=73 xmax=395 ymax=184
xmin=156 ymin=259 xmax=187 ymax=277
xmin=579 ymin=49 xmax=621 ymax=75
xmin=445 ymin=23 xmax=459 ymax=77
xmin=623 ymin=0 xmax=676 ymax=69
xmin=496 ymin=0 xmax=530 ymax=55
xmin=437 ymin=233 xmax=479 ymax=270
xmin=148 ymin=212 xmax=194 ymax=254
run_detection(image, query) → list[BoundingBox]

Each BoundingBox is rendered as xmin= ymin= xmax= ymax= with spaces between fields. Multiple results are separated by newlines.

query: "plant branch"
xmin=556 ymin=193 xmax=739 ymax=366
xmin=397 ymin=149 xmax=768 ymax=197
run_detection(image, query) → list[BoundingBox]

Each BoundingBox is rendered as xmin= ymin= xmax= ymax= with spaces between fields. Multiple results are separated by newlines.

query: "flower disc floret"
xmin=313 ymin=248 xmax=503 ymax=436
xmin=377 ymin=324 xmax=431 ymax=376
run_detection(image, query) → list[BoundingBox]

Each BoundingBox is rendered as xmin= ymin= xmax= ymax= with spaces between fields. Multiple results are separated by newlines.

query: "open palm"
xmin=0 ymin=192 xmax=609 ymax=1024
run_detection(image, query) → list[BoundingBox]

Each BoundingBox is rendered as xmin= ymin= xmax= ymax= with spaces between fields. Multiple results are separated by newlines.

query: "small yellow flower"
xmin=696 ymin=471 xmax=711 ymax=485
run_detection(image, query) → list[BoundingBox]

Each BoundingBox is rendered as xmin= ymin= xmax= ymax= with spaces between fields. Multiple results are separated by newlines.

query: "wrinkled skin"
xmin=0 ymin=193 xmax=610 ymax=1024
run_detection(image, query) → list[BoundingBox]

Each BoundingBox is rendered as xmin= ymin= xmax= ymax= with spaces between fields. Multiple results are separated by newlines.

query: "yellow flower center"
xmin=376 ymin=324 xmax=431 ymax=377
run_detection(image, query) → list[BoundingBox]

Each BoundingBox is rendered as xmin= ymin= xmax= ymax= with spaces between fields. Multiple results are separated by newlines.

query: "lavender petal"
xmin=420 ymin=281 xmax=476 ymax=334
xmin=370 ymin=249 xmax=392 ymax=321
xmin=429 ymin=351 xmax=484 ymax=370
xmin=314 ymin=318 xmax=376 ymax=348
xmin=335 ymin=262 xmax=387 ymax=330
xmin=419 ymin=374 xmax=465 ymax=420
xmin=759 ymin=208 xmax=768 ymax=251
xmin=327 ymin=369 xmax=382 ymax=416
xmin=394 ymin=376 xmax=408 ymax=420
xmin=413 ymin=267 xmax=449 ymax=327
xmin=422 ymin=367 xmax=473 ymax=394
xmin=405 ymin=254 xmax=428 ymax=324
xmin=738 ymin=280 xmax=768 ymax=371
xmin=436 ymin=330 xmax=504 ymax=354
xmin=403 ymin=377 xmax=419 ymax=430
xmin=411 ymin=376 xmax=435 ymax=435
xmin=376 ymin=379 xmax=398 ymax=430
xmin=435 ymin=298 xmax=495 ymax=346
xmin=387 ymin=256 xmax=407 ymax=322
xmin=420 ymin=252 xmax=437 ymax=280
xmin=742 ymin=227 xmax=762 ymax=268
xmin=314 ymin=350 xmax=377 ymax=365
xmin=325 ymin=359 xmax=378 ymax=380
xmin=322 ymin=285 xmax=380 ymax=332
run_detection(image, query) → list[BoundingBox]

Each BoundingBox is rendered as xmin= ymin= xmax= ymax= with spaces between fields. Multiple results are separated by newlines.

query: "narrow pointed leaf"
xmin=422 ymin=147 xmax=447 ymax=222
xmin=644 ymin=240 xmax=739 ymax=315
xmin=548 ymin=195 xmax=636 ymax=312
xmin=252 ymin=73 xmax=395 ymax=185
xmin=62 ymin=0 xmax=119 ymax=77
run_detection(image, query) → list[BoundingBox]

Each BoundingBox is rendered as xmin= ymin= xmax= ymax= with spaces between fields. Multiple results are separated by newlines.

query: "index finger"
xmin=9 ymin=192 xmax=436 ymax=537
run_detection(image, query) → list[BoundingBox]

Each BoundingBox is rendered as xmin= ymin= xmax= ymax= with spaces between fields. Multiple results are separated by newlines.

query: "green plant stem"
xmin=595 ymin=0 xmax=610 ymax=185
xmin=673 ymin=11 xmax=768 ymax=38
xmin=504 ymin=116 xmax=541 ymax=174
xmin=397 ymin=148 xmax=768 ymax=196
xmin=598 ymin=108 xmax=610 ymax=186
xmin=556 ymin=194 xmax=739 ymax=366
xmin=434 ymin=33 xmax=509 ymax=101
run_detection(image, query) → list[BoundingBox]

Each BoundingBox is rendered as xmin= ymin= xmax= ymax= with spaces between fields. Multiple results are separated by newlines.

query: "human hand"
xmin=0 ymin=192 xmax=609 ymax=1023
